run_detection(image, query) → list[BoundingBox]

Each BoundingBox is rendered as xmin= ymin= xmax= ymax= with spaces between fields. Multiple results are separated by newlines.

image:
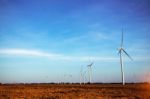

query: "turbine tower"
xmin=87 ymin=62 xmax=93 ymax=84
xmin=118 ymin=29 xmax=133 ymax=85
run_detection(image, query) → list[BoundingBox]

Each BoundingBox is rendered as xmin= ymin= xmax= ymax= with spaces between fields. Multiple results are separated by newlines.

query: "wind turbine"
xmin=80 ymin=67 xmax=82 ymax=85
xmin=83 ymin=70 xmax=88 ymax=84
xmin=87 ymin=62 xmax=93 ymax=84
xmin=80 ymin=66 xmax=88 ymax=85
xmin=118 ymin=29 xmax=133 ymax=85
xmin=80 ymin=66 xmax=84 ymax=85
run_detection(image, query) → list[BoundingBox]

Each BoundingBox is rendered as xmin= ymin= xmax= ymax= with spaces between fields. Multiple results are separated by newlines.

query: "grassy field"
xmin=0 ymin=83 xmax=150 ymax=99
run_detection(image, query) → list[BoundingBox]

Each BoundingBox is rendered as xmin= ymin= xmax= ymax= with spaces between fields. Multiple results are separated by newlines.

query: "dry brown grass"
xmin=0 ymin=83 xmax=150 ymax=99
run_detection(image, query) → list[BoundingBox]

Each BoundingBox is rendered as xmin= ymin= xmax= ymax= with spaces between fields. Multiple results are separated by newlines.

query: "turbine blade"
xmin=121 ymin=29 xmax=123 ymax=47
xmin=122 ymin=49 xmax=133 ymax=61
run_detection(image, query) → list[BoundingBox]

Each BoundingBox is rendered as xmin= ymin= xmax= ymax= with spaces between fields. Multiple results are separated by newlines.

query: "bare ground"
xmin=0 ymin=83 xmax=150 ymax=99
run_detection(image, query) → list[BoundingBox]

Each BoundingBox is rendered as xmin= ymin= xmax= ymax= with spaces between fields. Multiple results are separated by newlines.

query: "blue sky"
xmin=0 ymin=0 xmax=150 ymax=83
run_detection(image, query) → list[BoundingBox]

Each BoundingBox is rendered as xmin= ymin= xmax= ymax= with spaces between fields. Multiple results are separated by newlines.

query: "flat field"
xmin=0 ymin=83 xmax=150 ymax=99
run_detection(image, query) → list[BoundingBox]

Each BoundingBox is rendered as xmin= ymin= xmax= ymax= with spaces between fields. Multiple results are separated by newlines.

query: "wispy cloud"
xmin=90 ymin=31 xmax=109 ymax=40
xmin=133 ymin=56 xmax=150 ymax=62
xmin=0 ymin=49 xmax=59 ymax=58
xmin=0 ymin=48 xmax=117 ymax=62
xmin=63 ymin=31 xmax=110 ymax=44
xmin=0 ymin=48 xmax=149 ymax=62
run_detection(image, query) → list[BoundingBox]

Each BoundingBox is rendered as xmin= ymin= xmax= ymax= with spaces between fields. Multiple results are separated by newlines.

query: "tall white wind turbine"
xmin=118 ymin=29 xmax=133 ymax=85
xmin=87 ymin=62 xmax=93 ymax=84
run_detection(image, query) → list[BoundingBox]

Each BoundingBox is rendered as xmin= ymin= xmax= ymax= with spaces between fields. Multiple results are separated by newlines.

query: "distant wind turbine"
xmin=87 ymin=62 xmax=94 ymax=84
xmin=118 ymin=29 xmax=133 ymax=85
xmin=83 ymin=71 xmax=88 ymax=84
xmin=80 ymin=66 xmax=83 ymax=85
xmin=80 ymin=66 xmax=87 ymax=85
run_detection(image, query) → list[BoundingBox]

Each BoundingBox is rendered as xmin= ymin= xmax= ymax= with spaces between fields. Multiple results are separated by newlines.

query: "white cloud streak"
xmin=0 ymin=48 xmax=149 ymax=62
xmin=0 ymin=49 xmax=59 ymax=58
xmin=0 ymin=48 xmax=117 ymax=62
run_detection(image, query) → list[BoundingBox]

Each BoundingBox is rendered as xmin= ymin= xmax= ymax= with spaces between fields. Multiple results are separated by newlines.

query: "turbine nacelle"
xmin=117 ymin=47 xmax=122 ymax=55
xmin=87 ymin=62 xmax=93 ymax=67
xmin=117 ymin=47 xmax=124 ymax=51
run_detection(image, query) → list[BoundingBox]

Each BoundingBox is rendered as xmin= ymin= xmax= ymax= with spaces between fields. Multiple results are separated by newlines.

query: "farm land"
xmin=0 ymin=83 xmax=150 ymax=99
